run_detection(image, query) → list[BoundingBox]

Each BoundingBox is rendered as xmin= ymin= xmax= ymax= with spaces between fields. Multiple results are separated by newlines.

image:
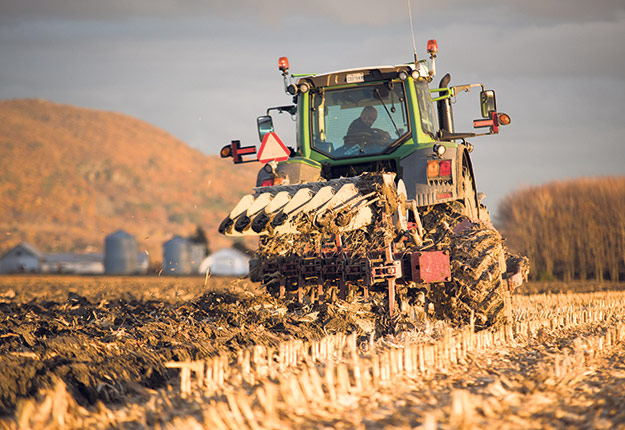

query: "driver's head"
xmin=360 ymin=106 xmax=378 ymax=127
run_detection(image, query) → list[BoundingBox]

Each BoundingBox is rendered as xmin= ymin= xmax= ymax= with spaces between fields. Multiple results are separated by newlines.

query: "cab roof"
xmin=296 ymin=63 xmax=429 ymax=89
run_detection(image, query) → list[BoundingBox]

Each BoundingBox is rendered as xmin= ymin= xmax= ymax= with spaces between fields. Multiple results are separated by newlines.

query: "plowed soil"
xmin=0 ymin=275 xmax=400 ymax=415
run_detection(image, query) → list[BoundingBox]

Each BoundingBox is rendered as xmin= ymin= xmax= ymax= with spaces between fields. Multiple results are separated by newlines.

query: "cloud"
xmin=1 ymin=0 xmax=623 ymax=214
xmin=2 ymin=0 xmax=624 ymax=25
xmin=433 ymin=18 xmax=625 ymax=81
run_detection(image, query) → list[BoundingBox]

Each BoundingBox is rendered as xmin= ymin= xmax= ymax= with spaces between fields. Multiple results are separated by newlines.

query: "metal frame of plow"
xmin=259 ymin=238 xmax=451 ymax=317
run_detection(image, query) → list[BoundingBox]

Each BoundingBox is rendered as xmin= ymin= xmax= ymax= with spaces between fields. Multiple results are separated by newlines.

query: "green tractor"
xmin=219 ymin=40 xmax=528 ymax=329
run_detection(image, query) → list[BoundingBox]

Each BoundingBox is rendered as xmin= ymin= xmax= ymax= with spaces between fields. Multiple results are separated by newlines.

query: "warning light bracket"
xmin=229 ymin=140 xmax=258 ymax=164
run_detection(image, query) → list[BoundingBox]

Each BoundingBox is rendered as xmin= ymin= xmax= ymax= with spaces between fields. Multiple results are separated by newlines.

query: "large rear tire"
xmin=461 ymin=168 xmax=478 ymax=220
xmin=427 ymin=216 xmax=511 ymax=330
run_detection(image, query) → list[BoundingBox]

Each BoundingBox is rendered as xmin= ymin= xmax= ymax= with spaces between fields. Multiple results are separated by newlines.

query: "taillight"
xmin=427 ymin=159 xmax=452 ymax=179
xmin=261 ymin=177 xmax=286 ymax=187
xmin=427 ymin=160 xmax=439 ymax=178
xmin=439 ymin=160 xmax=452 ymax=177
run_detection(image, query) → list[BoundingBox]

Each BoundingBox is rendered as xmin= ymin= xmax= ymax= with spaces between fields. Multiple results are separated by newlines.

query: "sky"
xmin=1 ymin=0 xmax=624 ymax=218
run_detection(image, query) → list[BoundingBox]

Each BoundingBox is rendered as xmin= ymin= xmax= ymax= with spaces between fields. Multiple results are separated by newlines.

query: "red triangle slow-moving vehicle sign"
xmin=257 ymin=132 xmax=290 ymax=163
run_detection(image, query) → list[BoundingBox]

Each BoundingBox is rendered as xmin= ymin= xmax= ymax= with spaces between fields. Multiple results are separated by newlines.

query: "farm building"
xmin=102 ymin=230 xmax=150 ymax=275
xmin=0 ymin=242 xmax=105 ymax=274
xmin=41 ymin=253 xmax=104 ymax=274
xmin=1 ymin=240 xmax=148 ymax=275
xmin=162 ymin=235 xmax=209 ymax=275
xmin=199 ymin=248 xmax=250 ymax=277
xmin=104 ymin=230 xmax=139 ymax=275
xmin=0 ymin=242 xmax=43 ymax=273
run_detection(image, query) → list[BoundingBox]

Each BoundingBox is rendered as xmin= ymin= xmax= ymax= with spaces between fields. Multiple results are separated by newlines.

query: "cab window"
xmin=311 ymin=82 xmax=410 ymax=159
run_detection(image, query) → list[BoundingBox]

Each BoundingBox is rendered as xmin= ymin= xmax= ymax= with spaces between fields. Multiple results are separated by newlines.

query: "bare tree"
xmin=498 ymin=176 xmax=625 ymax=282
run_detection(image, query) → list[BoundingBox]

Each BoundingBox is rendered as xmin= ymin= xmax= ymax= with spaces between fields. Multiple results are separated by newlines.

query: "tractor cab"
xmin=220 ymin=40 xmax=509 ymax=189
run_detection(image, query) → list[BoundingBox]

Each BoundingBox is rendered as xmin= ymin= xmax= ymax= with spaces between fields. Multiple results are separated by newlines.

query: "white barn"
xmin=0 ymin=242 xmax=43 ymax=273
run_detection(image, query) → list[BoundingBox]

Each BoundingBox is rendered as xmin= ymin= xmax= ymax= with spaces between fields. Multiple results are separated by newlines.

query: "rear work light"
xmin=427 ymin=159 xmax=452 ymax=179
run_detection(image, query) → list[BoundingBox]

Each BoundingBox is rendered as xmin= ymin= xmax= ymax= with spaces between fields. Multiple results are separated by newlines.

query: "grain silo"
xmin=189 ymin=243 xmax=208 ymax=273
xmin=104 ymin=230 xmax=138 ymax=275
xmin=162 ymin=235 xmax=192 ymax=275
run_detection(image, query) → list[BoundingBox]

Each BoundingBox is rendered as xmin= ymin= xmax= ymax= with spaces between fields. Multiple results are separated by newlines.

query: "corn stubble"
xmin=1 ymin=277 xmax=624 ymax=429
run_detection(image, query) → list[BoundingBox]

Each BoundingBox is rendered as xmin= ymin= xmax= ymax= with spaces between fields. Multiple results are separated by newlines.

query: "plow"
xmin=219 ymin=40 xmax=529 ymax=329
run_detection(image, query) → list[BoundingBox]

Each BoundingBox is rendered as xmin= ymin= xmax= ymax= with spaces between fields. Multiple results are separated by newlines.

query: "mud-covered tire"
xmin=461 ymin=169 xmax=478 ymax=220
xmin=428 ymin=223 xmax=511 ymax=330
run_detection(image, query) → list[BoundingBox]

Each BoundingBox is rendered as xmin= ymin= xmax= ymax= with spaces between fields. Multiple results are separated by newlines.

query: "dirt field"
xmin=0 ymin=275 xmax=624 ymax=429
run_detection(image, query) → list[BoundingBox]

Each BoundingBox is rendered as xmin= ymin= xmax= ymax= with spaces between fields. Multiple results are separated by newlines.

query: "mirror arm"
xmin=266 ymin=105 xmax=297 ymax=115
xmin=449 ymin=83 xmax=483 ymax=96
xmin=429 ymin=87 xmax=451 ymax=102
xmin=430 ymin=83 xmax=483 ymax=101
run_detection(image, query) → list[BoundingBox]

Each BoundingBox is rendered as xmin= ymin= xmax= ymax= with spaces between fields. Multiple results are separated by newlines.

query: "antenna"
xmin=408 ymin=0 xmax=418 ymax=64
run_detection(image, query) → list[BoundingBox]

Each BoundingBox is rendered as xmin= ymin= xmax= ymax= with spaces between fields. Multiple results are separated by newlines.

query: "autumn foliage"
xmin=0 ymin=98 xmax=258 ymax=260
xmin=498 ymin=177 xmax=625 ymax=281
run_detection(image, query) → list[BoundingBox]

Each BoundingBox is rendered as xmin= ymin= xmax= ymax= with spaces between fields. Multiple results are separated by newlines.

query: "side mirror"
xmin=257 ymin=115 xmax=274 ymax=142
xmin=480 ymin=90 xmax=497 ymax=118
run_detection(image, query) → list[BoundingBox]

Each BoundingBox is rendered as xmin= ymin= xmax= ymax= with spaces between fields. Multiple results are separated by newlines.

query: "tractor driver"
xmin=343 ymin=106 xmax=390 ymax=152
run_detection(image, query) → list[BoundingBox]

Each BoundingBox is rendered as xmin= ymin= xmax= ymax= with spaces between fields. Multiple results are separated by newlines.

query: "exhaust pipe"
xmin=437 ymin=73 xmax=454 ymax=134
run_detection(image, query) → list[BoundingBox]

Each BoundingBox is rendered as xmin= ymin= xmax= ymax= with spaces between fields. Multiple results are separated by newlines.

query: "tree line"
xmin=498 ymin=176 xmax=625 ymax=281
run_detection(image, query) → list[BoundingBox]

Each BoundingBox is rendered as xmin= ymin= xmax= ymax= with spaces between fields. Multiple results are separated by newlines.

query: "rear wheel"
xmin=461 ymin=168 xmax=478 ymax=220
xmin=423 ymin=204 xmax=511 ymax=330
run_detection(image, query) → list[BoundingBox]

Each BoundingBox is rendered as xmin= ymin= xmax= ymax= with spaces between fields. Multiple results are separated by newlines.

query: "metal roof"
xmin=0 ymin=242 xmax=45 ymax=260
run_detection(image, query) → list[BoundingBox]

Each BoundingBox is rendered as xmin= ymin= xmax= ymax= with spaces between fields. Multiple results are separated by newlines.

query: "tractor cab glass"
xmin=415 ymin=81 xmax=437 ymax=137
xmin=310 ymin=82 xmax=410 ymax=159
xmin=257 ymin=115 xmax=274 ymax=142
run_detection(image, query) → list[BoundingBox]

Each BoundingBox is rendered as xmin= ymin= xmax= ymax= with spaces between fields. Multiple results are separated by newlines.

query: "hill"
xmin=0 ymin=98 xmax=258 ymax=261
